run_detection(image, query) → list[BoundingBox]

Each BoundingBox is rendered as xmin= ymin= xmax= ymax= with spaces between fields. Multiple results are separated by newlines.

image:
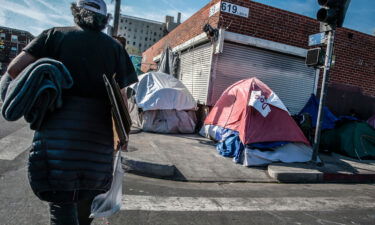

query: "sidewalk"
xmin=122 ymin=132 xmax=375 ymax=183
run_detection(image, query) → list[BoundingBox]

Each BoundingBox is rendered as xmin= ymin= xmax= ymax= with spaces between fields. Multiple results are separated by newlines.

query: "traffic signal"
xmin=317 ymin=0 xmax=351 ymax=28
xmin=306 ymin=48 xmax=325 ymax=67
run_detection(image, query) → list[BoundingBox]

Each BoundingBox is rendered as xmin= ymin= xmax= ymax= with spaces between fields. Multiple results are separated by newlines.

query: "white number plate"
xmin=221 ymin=2 xmax=249 ymax=18
xmin=209 ymin=1 xmax=250 ymax=18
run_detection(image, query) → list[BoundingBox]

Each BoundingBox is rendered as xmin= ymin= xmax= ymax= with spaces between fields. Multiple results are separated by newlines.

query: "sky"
xmin=0 ymin=0 xmax=374 ymax=36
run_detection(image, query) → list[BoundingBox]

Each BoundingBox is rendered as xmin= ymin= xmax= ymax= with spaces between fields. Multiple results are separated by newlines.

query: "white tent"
xmin=132 ymin=72 xmax=196 ymax=111
xmin=129 ymin=72 xmax=197 ymax=133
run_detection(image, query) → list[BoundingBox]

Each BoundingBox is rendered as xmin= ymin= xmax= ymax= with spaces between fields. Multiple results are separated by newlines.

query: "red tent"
xmin=204 ymin=78 xmax=309 ymax=145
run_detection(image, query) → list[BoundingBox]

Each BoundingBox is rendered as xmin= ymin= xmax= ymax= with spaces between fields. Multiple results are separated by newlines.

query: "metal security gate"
xmin=209 ymin=42 xmax=315 ymax=114
xmin=179 ymin=43 xmax=213 ymax=104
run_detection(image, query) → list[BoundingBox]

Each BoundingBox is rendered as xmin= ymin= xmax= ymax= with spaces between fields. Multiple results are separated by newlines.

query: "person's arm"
xmin=8 ymin=28 xmax=54 ymax=79
xmin=7 ymin=51 xmax=37 ymax=79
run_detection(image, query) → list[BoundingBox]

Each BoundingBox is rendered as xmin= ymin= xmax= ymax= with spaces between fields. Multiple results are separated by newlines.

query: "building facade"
xmin=117 ymin=14 xmax=181 ymax=55
xmin=142 ymin=0 xmax=375 ymax=119
xmin=0 ymin=26 xmax=34 ymax=75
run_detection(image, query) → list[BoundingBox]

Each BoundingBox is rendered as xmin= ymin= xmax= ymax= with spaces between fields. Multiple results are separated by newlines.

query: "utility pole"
xmin=113 ymin=0 xmax=122 ymax=36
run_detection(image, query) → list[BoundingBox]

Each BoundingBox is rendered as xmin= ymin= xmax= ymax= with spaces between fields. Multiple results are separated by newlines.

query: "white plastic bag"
xmin=90 ymin=150 xmax=124 ymax=218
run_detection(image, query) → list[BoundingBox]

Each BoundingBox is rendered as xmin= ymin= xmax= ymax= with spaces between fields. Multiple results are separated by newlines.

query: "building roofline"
xmin=0 ymin=26 xmax=34 ymax=38
xmin=249 ymin=0 xmax=375 ymax=39
xmin=120 ymin=14 xmax=164 ymax=25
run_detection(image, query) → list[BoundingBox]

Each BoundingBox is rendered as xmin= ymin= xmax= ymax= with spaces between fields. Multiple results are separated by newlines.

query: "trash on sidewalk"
xmin=200 ymin=77 xmax=313 ymax=166
xmin=128 ymin=72 xmax=197 ymax=134
xmin=298 ymin=95 xmax=375 ymax=160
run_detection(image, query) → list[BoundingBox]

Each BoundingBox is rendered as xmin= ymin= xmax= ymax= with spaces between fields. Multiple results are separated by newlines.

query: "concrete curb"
xmin=323 ymin=173 xmax=375 ymax=183
xmin=122 ymin=156 xmax=176 ymax=178
xmin=267 ymin=163 xmax=323 ymax=183
xmin=122 ymin=157 xmax=375 ymax=183
xmin=268 ymin=163 xmax=375 ymax=183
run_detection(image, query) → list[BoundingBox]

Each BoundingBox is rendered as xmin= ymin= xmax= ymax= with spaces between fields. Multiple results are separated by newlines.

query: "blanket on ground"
xmin=0 ymin=58 xmax=73 ymax=130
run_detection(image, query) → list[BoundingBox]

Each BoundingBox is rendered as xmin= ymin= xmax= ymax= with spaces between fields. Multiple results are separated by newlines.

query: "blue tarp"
xmin=130 ymin=55 xmax=142 ymax=75
xmin=249 ymin=141 xmax=289 ymax=149
xmin=216 ymin=128 xmax=290 ymax=163
xmin=216 ymin=132 xmax=244 ymax=158
xmin=299 ymin=94 xmax=338 ymax=130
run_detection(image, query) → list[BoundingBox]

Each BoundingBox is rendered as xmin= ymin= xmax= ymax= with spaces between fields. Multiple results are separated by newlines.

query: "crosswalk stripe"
xmin=0 ymin=127 xmax=33 ymax=160
xmin=121 ymin=195 xmax=375 ymax=212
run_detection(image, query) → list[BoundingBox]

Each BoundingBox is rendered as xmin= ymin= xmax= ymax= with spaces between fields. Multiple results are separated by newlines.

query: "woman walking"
xmin=5 ymin=0 xmax=137 ymax=224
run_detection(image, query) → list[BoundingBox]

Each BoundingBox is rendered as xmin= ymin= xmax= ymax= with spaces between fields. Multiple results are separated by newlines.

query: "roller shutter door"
xmin=179 ymin=43 xmax=213 ymax=104
xmin=210 ymin=42 xmax=315 ymax=114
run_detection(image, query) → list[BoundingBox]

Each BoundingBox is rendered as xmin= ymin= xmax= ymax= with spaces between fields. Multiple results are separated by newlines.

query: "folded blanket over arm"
xmin=0 ymin=58 xmax=73 ymax=130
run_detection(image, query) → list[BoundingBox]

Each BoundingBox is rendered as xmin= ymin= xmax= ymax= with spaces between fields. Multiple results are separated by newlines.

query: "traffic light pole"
xmin=311 ymin=29 xmax=336 ymax=163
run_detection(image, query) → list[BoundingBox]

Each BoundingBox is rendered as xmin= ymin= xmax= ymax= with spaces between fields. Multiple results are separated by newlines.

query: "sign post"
xmin=311 ymin=30 xmax=335 ymax=163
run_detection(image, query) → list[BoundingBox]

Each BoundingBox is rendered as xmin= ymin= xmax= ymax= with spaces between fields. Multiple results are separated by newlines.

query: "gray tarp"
xmin=142 ymin=110 xmax=197 ymax=134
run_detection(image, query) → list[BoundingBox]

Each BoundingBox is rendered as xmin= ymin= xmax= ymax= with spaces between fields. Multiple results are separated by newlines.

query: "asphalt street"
xmin=0 ymin=118 xmax=375 ymax=225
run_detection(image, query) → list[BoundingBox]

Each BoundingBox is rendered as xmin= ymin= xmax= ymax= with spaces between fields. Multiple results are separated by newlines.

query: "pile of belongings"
xmin=128 ymin=72 xmax=197 ymax=134
xmin=200 ymin=77 xmax=313 ymax=166
xmin=299 ymin=95 xmax=375 ymax=160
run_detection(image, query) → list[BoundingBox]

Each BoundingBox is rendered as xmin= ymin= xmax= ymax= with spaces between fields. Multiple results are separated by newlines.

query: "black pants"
xmin=40 ymin=190 xmax=102 ymax=225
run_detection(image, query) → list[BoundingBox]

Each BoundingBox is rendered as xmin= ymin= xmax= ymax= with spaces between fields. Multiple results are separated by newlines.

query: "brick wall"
xmin=142 ymin=0 xmax=375 ymax=108
xmin=221 ymin=0 xmax=375 ymax=98
xmin=141 ymin=0 xmax=221 ymax=72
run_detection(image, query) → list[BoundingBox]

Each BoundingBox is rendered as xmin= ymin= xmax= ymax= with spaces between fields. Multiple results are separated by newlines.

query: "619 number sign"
xmin=221 ymin=2 xmax=238 ymax=14
xmin=221 ymin=2 xmax=249 ymax=18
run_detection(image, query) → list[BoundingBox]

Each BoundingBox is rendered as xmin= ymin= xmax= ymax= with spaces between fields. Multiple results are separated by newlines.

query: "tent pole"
xmin=311 ymin=30 xmax=336 ymax=163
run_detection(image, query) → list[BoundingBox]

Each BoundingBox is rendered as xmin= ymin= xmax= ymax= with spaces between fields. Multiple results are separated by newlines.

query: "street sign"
xmin=309 ymin=32 xmax=326 ymax=46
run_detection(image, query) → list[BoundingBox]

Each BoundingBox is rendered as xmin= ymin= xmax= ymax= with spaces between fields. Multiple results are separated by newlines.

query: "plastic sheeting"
xmin=127 ymin=89 xmax=142 ymax=128
xmin=158 ymin=47 xmax=179 ymax=77
xmin=248 ymin=141 xmax=289 ymax=150
xmin=199 ymin=125 xmax=236 ymax=142
xmin=200 ymin=124 xmax=306 ymax=166
xmin=142 ymin=110 xmax=197 ymax=134
xmin=321 ymin=121 xmax=375 ymax=160
xmin=131 ymin=72 xmax=197 ymax=111
xmin=299 ymin=94 xmax=338 ymax=130
xmin=130 ymin=55 xmax=143 ymax=75
xmin=216 ymin=132 xmax=244 ymax=158
xmin=243 ymin=143 xmax=313 ymax=167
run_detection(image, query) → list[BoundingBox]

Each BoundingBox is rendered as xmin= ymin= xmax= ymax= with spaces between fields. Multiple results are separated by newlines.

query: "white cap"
xmin=77 ymin=0 xmax=107 ymax=16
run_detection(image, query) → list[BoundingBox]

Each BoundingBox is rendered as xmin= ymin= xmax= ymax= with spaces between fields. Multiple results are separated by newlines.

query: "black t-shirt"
xmin=23 ymin=26 xmax=138 ymax=99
